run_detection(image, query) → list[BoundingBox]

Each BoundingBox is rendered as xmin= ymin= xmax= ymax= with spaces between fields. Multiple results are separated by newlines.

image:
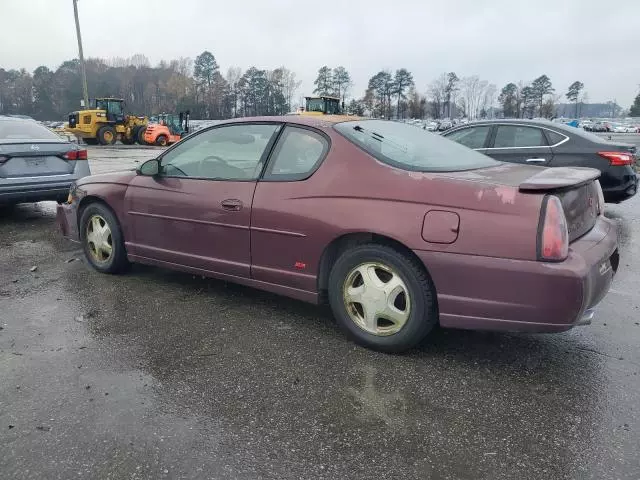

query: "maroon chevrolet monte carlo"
xmin=57 ymin=115 xmax=618 ymax=352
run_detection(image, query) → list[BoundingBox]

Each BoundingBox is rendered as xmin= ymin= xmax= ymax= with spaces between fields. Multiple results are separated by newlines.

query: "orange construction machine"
xmin=143 ymin=111 xmax=190 ymax=146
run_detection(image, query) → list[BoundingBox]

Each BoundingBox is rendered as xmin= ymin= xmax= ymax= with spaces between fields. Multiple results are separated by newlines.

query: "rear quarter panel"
xmin=250 ymin=131 xmax=543 ymax=293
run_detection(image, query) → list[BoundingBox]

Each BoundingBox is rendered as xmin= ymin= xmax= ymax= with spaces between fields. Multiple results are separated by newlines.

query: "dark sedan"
xmin=443 ymin=119 xmax=637 ymax=203
xmin=57 ymin=116 xmax=618 ymax=352
xmin=0 ymin=116 xmax=91 ymax=204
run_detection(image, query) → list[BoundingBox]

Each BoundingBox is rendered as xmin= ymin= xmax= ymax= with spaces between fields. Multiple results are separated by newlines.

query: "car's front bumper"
xmin=415 ymin=215 xmax=618 ymax=333
xmin=57 ymin=200 xmax=80 ymax=243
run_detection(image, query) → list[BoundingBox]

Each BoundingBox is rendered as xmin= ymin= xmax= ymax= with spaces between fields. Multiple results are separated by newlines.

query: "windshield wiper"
xmin=352 ymin=125 xmax=408 ymax=153
xmin=353 ymin=124 xmax=384 ymax=141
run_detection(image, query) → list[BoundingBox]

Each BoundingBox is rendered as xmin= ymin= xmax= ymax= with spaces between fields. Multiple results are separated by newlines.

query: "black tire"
xmin=97 ymin=125 xmax=117 ymax=145
xmin=84 ymin=138 xmax=99 ymax=145
xmin=135 ymin=126 xmax=147 ymax=145
xmin=79 ymin=202 xmax=129 ymax=274
xmin=155 ymin=134 xmax=168 ymax=146
xmin=328 ymin=244 xmax=438 ymax=353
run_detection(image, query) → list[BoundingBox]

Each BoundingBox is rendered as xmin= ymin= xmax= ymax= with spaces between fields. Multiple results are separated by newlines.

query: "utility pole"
xmin=72 ymin=0 xmax=89 ymax=109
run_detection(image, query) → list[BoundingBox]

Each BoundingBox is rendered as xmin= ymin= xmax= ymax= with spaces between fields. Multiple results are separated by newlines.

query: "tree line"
xmin=0 ymin=51 xmax=302 ymax=120
xmin=0 ymin=52 xmax=635 ymax=120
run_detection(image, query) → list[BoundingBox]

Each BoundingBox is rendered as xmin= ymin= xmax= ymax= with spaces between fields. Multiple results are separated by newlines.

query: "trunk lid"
xmin=518 ymin=167 xmax=601 ymax=243
xmin=518 ymin=167 xmax=600 ymax=191
xmin=0 ymin=142 xmax=77 ymax=179
xmin=456 ymin=163 xmax=601 ymax=243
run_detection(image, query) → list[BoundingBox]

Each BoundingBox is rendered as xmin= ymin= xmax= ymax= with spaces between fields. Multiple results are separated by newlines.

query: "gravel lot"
xmin=1 ymin=136 xmax=639 ymax=479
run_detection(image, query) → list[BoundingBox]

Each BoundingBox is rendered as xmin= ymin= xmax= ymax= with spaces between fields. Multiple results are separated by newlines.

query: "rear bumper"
xmin=0 ymin=181 xmax=73 ymax=204
xmin=416 ymin=216 xmax=618 ymax=333
xmin=602 ymin=169 xmax=638 ymax=203
xmin=56 ymin=201 xmax=80 ymax=243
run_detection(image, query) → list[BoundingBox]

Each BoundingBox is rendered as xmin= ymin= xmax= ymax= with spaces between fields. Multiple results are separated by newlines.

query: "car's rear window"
xmin=334 ymin=120 xmax=498 ymax=172
xmin=0 ymin=119 xmax=62 ymax=143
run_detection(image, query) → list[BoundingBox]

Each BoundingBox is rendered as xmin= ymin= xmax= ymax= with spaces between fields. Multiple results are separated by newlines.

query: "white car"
xmin=611 ymin=124 xmax=635 ymax=133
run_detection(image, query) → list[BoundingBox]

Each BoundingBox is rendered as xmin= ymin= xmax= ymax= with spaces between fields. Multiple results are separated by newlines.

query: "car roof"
xmin=451 ymin=118 xmax=577 ymax=133
xmin=214 ymin=114 xmax=363 ymax=129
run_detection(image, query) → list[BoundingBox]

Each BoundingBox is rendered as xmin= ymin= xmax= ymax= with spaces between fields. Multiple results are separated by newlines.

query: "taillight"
xmin=538 ymin=195 xmax=568 ymax=262
xmin=64 ymin=149 xmax=88 ymax=160
xmin=595 ymin=180 xmax=605 ymax=214
xmin=598 ymin=151 xmax=634 ymax=166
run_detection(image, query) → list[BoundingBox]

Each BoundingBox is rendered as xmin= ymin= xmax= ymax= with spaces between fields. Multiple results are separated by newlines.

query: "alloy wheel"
xmin=86 ymin=215 xmax=113 ymax=264
xmin=342 ymin=262 xmax=411 ymax=336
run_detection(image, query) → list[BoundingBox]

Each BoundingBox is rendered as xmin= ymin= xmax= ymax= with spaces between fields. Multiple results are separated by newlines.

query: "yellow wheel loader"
xmin=65 ymin=98 xmax=149 ymax=145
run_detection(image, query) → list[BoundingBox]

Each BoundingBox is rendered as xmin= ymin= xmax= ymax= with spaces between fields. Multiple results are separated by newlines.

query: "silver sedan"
xmin=0 ymin=116 xmax=91 ymax=204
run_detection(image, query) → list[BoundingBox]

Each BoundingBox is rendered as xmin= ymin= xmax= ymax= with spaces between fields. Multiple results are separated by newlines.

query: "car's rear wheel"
xmin=328 ymin=244 xmax=438 ymax=353
xmin=97 ymin=126 xmax=116 ymax=145
xmin=79 ymin=202 xmax=129 ymax=274
xmin=155 ymin=134 xmax=168 ymax=146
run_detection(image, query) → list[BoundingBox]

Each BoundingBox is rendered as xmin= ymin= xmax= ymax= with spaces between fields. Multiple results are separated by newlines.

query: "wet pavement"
xmin=1 ymin=143 xmax=640 ymax=479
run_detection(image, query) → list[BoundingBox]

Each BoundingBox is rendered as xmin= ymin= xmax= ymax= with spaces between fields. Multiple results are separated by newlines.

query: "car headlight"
xmin=67 ymin=183 xmax=85 ymax=204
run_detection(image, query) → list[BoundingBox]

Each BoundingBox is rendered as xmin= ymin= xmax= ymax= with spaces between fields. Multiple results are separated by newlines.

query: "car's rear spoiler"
xmin=519 ymin=167 xmax=601 ymax=192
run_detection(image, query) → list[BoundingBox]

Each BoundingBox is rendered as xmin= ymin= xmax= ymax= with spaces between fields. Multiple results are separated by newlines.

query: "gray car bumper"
xmin=0 ymin=161 xmax=90 ymax=205
xmin=0 ymin=180 xmax=74 ymax=204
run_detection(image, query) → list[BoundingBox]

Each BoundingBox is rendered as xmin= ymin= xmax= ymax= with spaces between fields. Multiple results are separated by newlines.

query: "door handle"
xmin=221 ymin=199 xmax=243 ymax=211
xmin=526 ymin=158 xmax=547 ymax=163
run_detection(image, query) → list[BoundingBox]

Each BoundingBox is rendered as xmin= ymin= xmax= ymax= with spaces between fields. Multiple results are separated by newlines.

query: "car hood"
xmin=76 ymin=170 xmax=137 ymax=187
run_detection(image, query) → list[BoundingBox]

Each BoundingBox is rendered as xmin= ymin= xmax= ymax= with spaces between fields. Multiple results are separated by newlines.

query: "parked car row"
xmin=403 ymin=118 xmax=468 ymax=132
xmin=583 ymin=120 xmax=639 ymax=133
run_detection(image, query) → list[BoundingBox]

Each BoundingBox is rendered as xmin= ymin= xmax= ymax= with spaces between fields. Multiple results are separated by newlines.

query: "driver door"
xmin=124 ymin=122 xmax=282 ymax=278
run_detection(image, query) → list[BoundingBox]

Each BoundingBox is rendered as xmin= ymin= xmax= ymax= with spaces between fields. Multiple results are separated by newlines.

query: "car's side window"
xmin=263 ymin=126 xmax=329 ymax=181
xmin=493 ymin=126 xmax=547 ymax=148
xmin=446 ymin=126 xmax=491 ymax=149
xmin=545 ymin=130 xmax=567 ymax=146
xmin=160 ymin=123 xmax=280 ymax=180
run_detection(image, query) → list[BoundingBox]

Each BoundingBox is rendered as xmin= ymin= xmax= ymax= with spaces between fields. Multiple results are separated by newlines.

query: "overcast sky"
xmin=2 ymin=0 xmax=639 ymax=107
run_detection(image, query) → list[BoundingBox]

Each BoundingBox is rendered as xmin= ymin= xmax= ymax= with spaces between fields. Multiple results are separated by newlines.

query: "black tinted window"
xmin=265 ymin=126 xmax=328 ymax=180
xmin=494 ymin=126 xmax=547 ymax=148
xmin=545 ymin=130 xmax=567 ymax=145
xmin=335 ymin=120 xmax=498 ymax=172
xmin=0 ymin=119 xmax=62 ymax=143
xmin=446 ymin=126 xmax=491 ymax=149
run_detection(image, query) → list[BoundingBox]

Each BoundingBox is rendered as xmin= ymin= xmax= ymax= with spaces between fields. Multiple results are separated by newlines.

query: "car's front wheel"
xmin=79 ymin=202 xmax=129 ymax=274
xmin=328 ymin=244 xmax=438 ymax=353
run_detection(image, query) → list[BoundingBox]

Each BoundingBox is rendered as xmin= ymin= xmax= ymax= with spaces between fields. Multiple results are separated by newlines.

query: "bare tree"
xmin=226 ymin=67 xmax=243 ymax=117
xmin=460 ymin=76 xmax=481 ymax=119
xmin=427 ymin=73 xmax=447 ymax=118
xmin=481 ymin=83 xmax=497 ymax=118
xmin=282 ymin=68 xmax=302 ymax=112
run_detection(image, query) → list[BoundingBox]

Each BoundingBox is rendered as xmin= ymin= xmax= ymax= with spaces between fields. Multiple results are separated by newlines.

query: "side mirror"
xmin=137 ymin=158 xmax=160 ymax=176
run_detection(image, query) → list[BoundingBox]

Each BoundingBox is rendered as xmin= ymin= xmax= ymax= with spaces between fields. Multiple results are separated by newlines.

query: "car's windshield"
xmin=0 ymin=118 xmax=62 ymax=143
xmin=334 ymin=120 xmax=499 ymax=172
